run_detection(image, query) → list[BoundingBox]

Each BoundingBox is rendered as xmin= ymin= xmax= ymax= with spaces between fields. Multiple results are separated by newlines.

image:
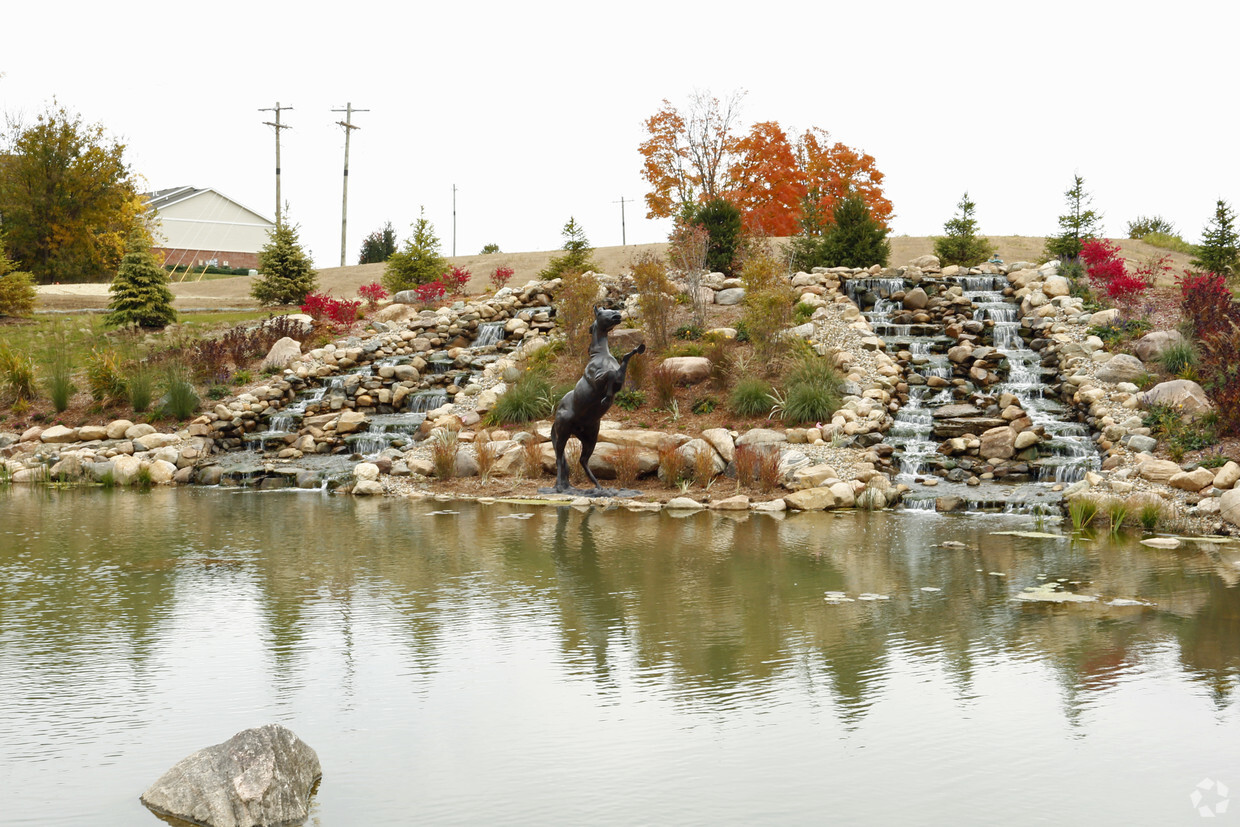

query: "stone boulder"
xmin=148 ymin=460 xmax=178 ymax=484
xmin=112 ymin=455 xmax=143 ymax=486
xmin=1170 ymin=468 xmax=1216 ymax=492
xmin=140 ymin=724 xmax=321 ymax=827
xmin=1088 ymin=308 xmax=1121 ymax=327
xmin=107 ymin=419 xmax=135 ymax=440
xmin=902 ymin=287 xmax=928 ymax=310
xmin=77 ymin=425 xmax=109 ymax=442
xmin=260 ymin=337 xmax=302 ymax=371
xmin=715 ymin=287 xmax=745 ymax=306
xmin=701 ymin=428 xmax=735 ymax=464
xmin=1222 ymin=488 xmax=1240 ymax=527
xmin=735 ymin=428 xmax=787 ymax=447
xmin=660 ymin=356 xmax=712 ymax=385
xmin=979 ymin=425 xmax=1017 ymax=460
xmin=677 ymin=438 xmax=726 ymax=476
xmin=1043 ymin=275 xmax=1070 ymax=297
xmin=1215 ymin=461 xmax=1240 ymax=490
xmin=1133 ymin=330 xmax=1185 ymax=363
xmin=909 ymin=254 xmax=940 ymax=270
xmin=1141 ymin=380 xmax=1214 ymax=418
xmin=791 ymin=463 xmax=839 ymax=490
xmin=39 ymin=425 xmax=79 ymax=443
xmin=126 ymin=423 xmax=157 ymax=440
xmin=335 ymin=411 xmax=368 ymax=435
xmin=1095 ymin=354 xmax=1146 ymax=385
xmin=1137 ymin=458 xmax=1183 ymax=483
xmin=784 ymin=486 xmax=838 ymax=511
xmin=608 ymin=328 xmax=645 ymax=352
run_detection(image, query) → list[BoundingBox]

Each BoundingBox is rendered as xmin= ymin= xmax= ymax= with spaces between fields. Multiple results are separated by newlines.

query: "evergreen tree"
xmin=786 ymin=190 xmax=831 ymax=271
xmin=1044 ymin=174 xmax=1103 ymax=261
xmin=539 ymin=217 xmax=599 ymax=279
xmin=104 ymin=230 xmax=176 ymax=328
xmin=821 ymin=196 xmax=890 ymax=268
xmin=383 ymin=209 xmax=448 ymax=293
xmin=0 ymin=234 xmax=37 ymax=318
xmin=251 ymin=217 xmax=318 ymax=306
xmin=688 ymin=198 xmax=743 ymax=276
xmin=933 ymin=192 xmax=995 ymax=266
xmin=1191 ymin=199 xmax=1239 ymax=279
xmin=357 ymin=221 xmax=398 ymax=264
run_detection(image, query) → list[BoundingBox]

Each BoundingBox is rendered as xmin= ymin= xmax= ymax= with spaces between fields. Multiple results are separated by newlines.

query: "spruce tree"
xmin=251 ymin=218 xmax=318 ymax=306
xmin=104 ymin=229 xmax=176 ymax=328
xmin=539 ymin=217 xmax=599 ymax=279
xmin=688 ymin=199 xmax=743 ymax=276
xmin=933 ymin=192 xmax=995 ymax=266
xmin=383 ymin=208 xmax=448 ymax=294
xmin=1191 ymin=199 xmax=1239 ymax=280
xmin=821 ymin=196 xmax=890 ymax=268
xmin=1044 ymin=174 xmax=1103 ymax=261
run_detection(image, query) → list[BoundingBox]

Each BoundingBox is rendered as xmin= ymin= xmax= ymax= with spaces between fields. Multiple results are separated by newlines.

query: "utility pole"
xmin=333 ymin=102 xmax=368 ymax=267
xmin=612 ymin=196 xmax=629 ymax=246
xmin=452 ymin=184 xmax=457 ymax=257
xmin=259 ymin=102 xmax=293 ymax=225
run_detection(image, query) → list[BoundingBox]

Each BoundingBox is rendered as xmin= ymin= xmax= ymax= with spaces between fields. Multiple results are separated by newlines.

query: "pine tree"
xmin=0 ymin=234 xmax=38 ymax=318
xmin=1044 ymin=174 xmax=1103 ymax=261
xmin=821 ymin=196 xmax=890 ymax=268
xmin=104 ymin=230 xmax=176 ymax=328
xmin=358 ymin=221 xmax=399 ymax=264
xmin=383 ymin=208 xmax=448 ymax=294
xmin=933 ymin=192 xmax=995 ymax=266
xmin=539 ymin=217 xmax=599 ymax=279
xmin=1191 ymin=199 xmax=1239 ymax=280
xmin=687 ymin=199 xmax=743 ymax=276
xmin=251 ymin=217 xmax=318 ymax=306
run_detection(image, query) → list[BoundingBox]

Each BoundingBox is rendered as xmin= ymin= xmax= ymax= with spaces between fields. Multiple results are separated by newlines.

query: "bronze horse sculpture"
xmin=543 ymin=306 xmax=645 ymax=495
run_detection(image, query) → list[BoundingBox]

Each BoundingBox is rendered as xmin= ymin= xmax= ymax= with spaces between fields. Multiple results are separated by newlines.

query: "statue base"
xmin=538 ymin=485 xmax=642 ymax=499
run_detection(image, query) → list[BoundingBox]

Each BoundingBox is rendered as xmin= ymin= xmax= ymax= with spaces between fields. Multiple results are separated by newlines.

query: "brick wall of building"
xmin=153 ymin=247 xmax=261 ymax=271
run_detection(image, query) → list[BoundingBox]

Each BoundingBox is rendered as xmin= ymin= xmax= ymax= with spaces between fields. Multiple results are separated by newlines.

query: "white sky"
xmin=2 ymin=1 xmax=1237 ymax=269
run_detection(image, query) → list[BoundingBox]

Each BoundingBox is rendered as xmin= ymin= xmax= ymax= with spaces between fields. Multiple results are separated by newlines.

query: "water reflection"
xmin=1 ymin=487 xmax=1238 ymax=825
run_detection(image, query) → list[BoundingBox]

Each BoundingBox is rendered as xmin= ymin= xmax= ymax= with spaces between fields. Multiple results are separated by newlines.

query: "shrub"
xmin=674 ymin=324 xmax=704 ymax=341
xmin=1127 ymin=215 xmax=1177 ymax=239
xmin=1143 ymin=231 xmax=1197 ymax=256
xmin=614 ymin=388 xmax=646 ymax=411
xmin=481 ymin=243 xmax=501 ymax=255
xmin=613 ymin=443 xmax=641 ymax=488
xmin=0 ymin=240 xmax=37 ymax=318
xmin=489 ymin=369 xmax=556 ymax=425
xmin=668 ymin=221 xmax=710 ymax=328
xmin=490 ymin=265 xmax=515 ymax=290
xmin=555 ymin=270 xmax=600 ymax=359
xmin=300 ymin=292 xmax=361 ymax=327
xmin=414 ymin=280 xmax=447 ymax=305
xmin=162 ymin=366 xmax=199 ymax=420
xmin=0 ymin=341 xmax=38 ymax=402
xmin=85 ymin=347 xmax=127 ymax=403
xmin=444 ymin=265 xmax=472 ymax=295
xmin=691 ymin=396 xmax=717 ymax=415
xmin=820 ymin=195 xmax=890 ymax=268
xmin=231 ymin=369 xmax=253 ymax=386
xmin=631 ymin=252 xmax=675 ymax=356
xmin=540 ymin=217 xmax=598 ymax=280
xmin=688 ymin=198 xmax=744 ymax=276
xmin=1080 ymin=238 xmax=1150 ymax=314
xmin=358 ymin=282 xmax=389 ymax=308
xmin=431 ymin=429 xmax=458 ymax=480
xmin=358 ymin=221 xmax=399 ymax=264
xmin=105 ymin=229 xmax=176 ymax=329
xmin=741 ymin=249 xmax=794 ymax=363
xmin=729 ymin=377 xmax=774 ymax=417
xmin=383 ymin=208 xmax=448 ymax=293
xmin=650 ymin=363 xmax=677 ymax=408
xmin=252 ymin=220 xmax=318 ymax=305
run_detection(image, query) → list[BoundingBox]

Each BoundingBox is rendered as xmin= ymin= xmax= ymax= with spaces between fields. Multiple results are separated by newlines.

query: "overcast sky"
xmin=3 ymin=1 xmax=1236 ymax=269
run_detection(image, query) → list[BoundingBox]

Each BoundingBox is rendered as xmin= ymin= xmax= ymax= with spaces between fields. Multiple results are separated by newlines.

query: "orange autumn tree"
xmin=638 ymin=93 xmax=893 ymax=235
xmin=724 ymin=121 xmax=806 ymax=237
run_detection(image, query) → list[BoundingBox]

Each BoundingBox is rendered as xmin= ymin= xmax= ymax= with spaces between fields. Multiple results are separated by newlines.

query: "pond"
xmin=2 ymin=487 xmax=1238 ymax=825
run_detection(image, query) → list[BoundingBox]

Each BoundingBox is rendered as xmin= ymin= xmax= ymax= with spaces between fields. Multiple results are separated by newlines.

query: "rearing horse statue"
xmin=545 ymin=306 xmax=645 ymax=495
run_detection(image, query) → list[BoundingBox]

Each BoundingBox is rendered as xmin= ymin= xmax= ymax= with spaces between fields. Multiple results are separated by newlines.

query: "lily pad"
xmin=1016 ymin=584 xmax=1097 ymax=604
xmin=991 ymin=531 xmax=1069 ymax=540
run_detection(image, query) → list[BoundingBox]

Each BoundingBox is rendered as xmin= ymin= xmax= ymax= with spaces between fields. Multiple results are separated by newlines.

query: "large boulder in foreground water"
xmin=141 ymin=724 xmax=321 ymax=827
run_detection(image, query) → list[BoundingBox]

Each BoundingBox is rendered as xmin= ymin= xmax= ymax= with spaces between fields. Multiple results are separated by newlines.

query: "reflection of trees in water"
xmin=4 ymin=487 xmax=1239 ymax=726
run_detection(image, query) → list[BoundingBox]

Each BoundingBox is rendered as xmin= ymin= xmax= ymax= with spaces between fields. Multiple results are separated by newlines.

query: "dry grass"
xmin=657 ymin=440 xmax=684 ymax=488
xmin=521 ymin=437 xmax=544 ymax=479
xmin=613 ymin=443 xmax=641 ymax=488
xmin=475 ymin=440 xmax=498 ymax=480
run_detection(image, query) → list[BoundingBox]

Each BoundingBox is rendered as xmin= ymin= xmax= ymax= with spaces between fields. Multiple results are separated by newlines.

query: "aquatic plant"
xmin=1069 ymin=497 xmax=1099 ymax=530
xmin=1105 ymin=498 xmax=1128 ymax=534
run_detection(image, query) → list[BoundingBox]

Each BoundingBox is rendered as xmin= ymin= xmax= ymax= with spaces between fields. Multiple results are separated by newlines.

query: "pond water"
xmin=2 ymin=487 xmax=1238 ymax=825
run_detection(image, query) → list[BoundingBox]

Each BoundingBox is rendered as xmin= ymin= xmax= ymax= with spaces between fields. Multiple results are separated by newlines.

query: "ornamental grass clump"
xmin=657 ymin=440 xmax=685 ymax=488
xmin=475 ymin=439 xmax=498 ymax=482
xmin=521 ymin=436 xmax=545 ymax=478
xmin=779 ymin=355 xmax=844 ymax=424
xmin=650 ymin=363 xmax=677 ymax=409
xmin=85 ymin=347 xmax=127 ymax=404
xmin=729 ymin=377 xmax=774 ymax=417
xmin=756 ymin=448 xmax=781 ymax=494
xmin=734 ymin=444 xmax=760 ymax=488
xmin=0 ymin=341 xmax=38 ymax=403
xmin=1069 ymin=496 xmax=1099 ymax=531
xmin=431 ymin=429 xmax=458 ymax=480
xmin=489 ymin=369 xmax=556 ymax=425
xmin=613 ymin=443 xmax=641 ymax=488
xmin=1104 ymin=498 xmax=1128 ymax=534
xmin=162 ymin=366 xmax=200 ymax=420
xmin=692 ymin=446 xmax=717 ymax=488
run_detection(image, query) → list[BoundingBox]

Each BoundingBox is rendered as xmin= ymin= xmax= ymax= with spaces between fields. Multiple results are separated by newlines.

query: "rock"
xmin=1170 ymin=467 xmax=1216 ymax=492
xmin=140 ymin=724 xmax=321 ymax=827
xmin=1126 ymin=434 xmax=1158 ymax=454
xmin=1095 ymin=354 xmax=1146 ymax=384
xmin=77 ymin=425 xmax=108 ymax=441
xmin=786 ymin=322 xmax=815 ymax=340
xmin=335 ymin=410 xmax=368 ymax=435
xmin=19 ymin=426 xmax=43 ymax=442
xmin=735 ymin=428 xmax=787 ymax=447
xmin=784 ymin=487 xmax=838 ymax=511
xmin=1141 ymin=379 xmax=1214 ymax=418
xmin=1089 ymin=308 xmax=1121 ymax=326
xmin=902 ymin=287 xmax=928 ymax=310
xmin=125 ymin=423 xmax=157 ymax=440
xmin=354 ymin=462 xmax=380 ymax=482
xmin=260 ymin=337 xmax=302 ymax=371
xmin=1014 ymin=430 xmax=1040 ymax=450
xmin=454 ymin=451 xmax=479 ymax=477
xmin=1221 ymin=488 xmax=1240 ymax=527
xmin=1133 ymin=330 xmax=1185 ymax=362
xmin=829 ymin=481 xmax=855 ymax=508
xmin=715 ymin=287 xmax=746 ymax=305
xmin=979 ymin=426 xmax=1017 ymax=460
xmin=1138 ymin=458 xmax=1183 ymax=483
xmin=148 ymin=460 xmax=177 ymax=484
xmin=665 ymin=497 xmax=703 ymax=510
xmin=708 ymin=495 xmax=750 ymax=510
xmin=932 ymin=403 xmax=982 ymax=419
xmin=50 ymin=455 xmax=85 ymax=480
xmin=791 ymin=463 xmax=839 ymax=489
xmin=659 ymin=356 xmax=712 ymax=385
xmin=135 ymin=433 xmax=180 ymax=451
xmin=678 ymin=439 xmax=726 ymax=476
xmin=353 ymin=479 xmax=384 ymax=495
xmin=1214 ymin=461 xmax=1240 ymax=490
xmin=609 ymin=328 xmax=645 ymax=351
xmin=701 ymin=428 xmax=735 ymax=464
xmin=909 ymin=254 xmax=940 ymax=270
xmin=111 ymin=455 xmax=143 ymax=486
xmin=1043 ymin=275 xmax=1070 ymax=297
xmin=39 ymin=425 xmax=79 ymax=443
xmin=598 ymin=429 xmax=689 ymax=451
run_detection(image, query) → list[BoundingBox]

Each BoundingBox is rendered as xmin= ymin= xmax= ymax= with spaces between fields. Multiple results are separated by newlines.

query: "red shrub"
xmin=414 ymin=280 xmax=447 ymax=304
xmin=1178 ymin=269 xmax=1240 ymax=435
xmin=1080 ymin=238 xmax=1149 ymax=312
xmin=491 ymin=265 xmax=515 ymax=290
xmin=300 ymin=292 xmax=360 ymax=327
xmin=444 ymin=266 xmax=472 ymax=295
xmin=358 ymin=282 xmax=388 ymax=309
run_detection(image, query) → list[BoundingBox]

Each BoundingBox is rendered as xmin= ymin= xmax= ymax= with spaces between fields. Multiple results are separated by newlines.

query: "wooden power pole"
xmin=612 ymin=196 xmax=629 ymax=246
xmin=333 ymin=103 xmax=368 ymax=266
xmin=259 ymin=102 xmax=293 ymax=225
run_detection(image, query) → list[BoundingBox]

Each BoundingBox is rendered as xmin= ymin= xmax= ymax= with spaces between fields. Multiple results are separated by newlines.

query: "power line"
xmin=258 ymin=102 xmax=293 ymax=225
xmin=332 ymin=103 xmax=368 ymax=267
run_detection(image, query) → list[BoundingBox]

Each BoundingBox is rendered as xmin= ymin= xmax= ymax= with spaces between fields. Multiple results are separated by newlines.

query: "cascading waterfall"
xmin=472 ymin=321 xmax=506 ymax=348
